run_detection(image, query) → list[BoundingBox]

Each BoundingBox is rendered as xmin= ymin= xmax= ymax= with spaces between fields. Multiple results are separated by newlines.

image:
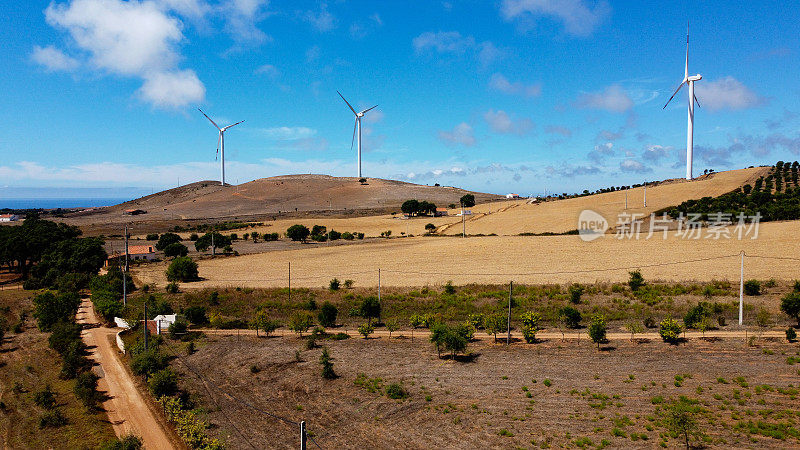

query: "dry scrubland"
xmin=135 ymin=219 xmax=800 ymax=289
xmin=174 ymin=333 xmax=800 ymax=449
xmin=0 ymin=290 xmax=117 ymax=449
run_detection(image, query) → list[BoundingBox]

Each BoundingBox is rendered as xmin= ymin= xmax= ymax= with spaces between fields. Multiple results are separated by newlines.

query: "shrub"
xmin=425 ymin=223 xmax=436 ymax=233
xmin=780 ymin=292 xmax=800 ymax=326
xmin=386 ymin=382 xmax=408 ymax=399
xmin=148 ymin=368 xmax=178 ymax=397
xmin=569 ymin=284 xmax=583 ymax=303
xmin=311 ymin=225 xmax=327 ymax=236
xmin=359 ymin=296 xmax=381 ymax=325
xmin=184 ymin=306 xmax=208 ymax=325
xmin=358 ymin=323 xmax=374 ymax=339
xmin=155 ymin=232 xmax=182 ymax=251
xmin=33 ymin=291 xmax=80 ymax=331
xmin=165 ymin=257 xmax=198 ymax=282
xmin=33 ymin=385 xmax=56 ymax=409
xmin=559 ymin=306 xmax=582 ymax=329
xmin=289 ymin=311 xmax=314 ymax=336
xmin=409 ymin=314 xmax=423 ymax=329
xmin=385 ymin=318 xmax=400 ymax=338
xmin=328 ymin=230 xmax=341 ymax=241
xmin=146 ymin=233 xmax=159 ymax=241
xmin=131 ymin=348 xmax=169 ymax=376
xmin=659 ymin=317 xmax=682 ymax=344
xmin=74 ymin=371 xmax=101 ymax=411
xmin=165 ymin=282 xmax=179 ymax=294
xmin=343 ymin=279 xmax=354 ymax=289
xmin=684 ymin=302 xmax=712 ymax=329
xmin=99 ymin=434 xmax=143 ymax=450
xmin=659 ymin=397 xmax=705 ymax=449
xmin=329 ymin=278 xmax=340 ymax=291
xmin=286 ymin=224 xmax=310 ymax=242
xmin=744 ymin=279 xmax=761 ymax=296
xmin=320 ymin=347 xmax=336 ymax=379
xmin=189 ymin=233 xmax=199 ymax=241
xmin=786 ymin=327 xmax=797 ymax=342
xmin=520 ymin=311 xmax=541 ymax=343
xmin=467 ymin=313 xmax=484 ymax=329
xmin=588 ymin=314 xmax=607 ymax=350
xmin=484 ymin=313 xmax=506 ymax=342
xmin=39 ymin=409 xmax=67 ymax=428
xmin=444 ymin=281 xmax=456 ymax=295
xmin=168 ymin=320 xmax=188 ymax=339
xmin=48 ymin=320 xmax=82 ymax=354
xmin=341 ymin=232 xmax=354 ymax=240
xmin=317 ymin=301 xmax=338 ymax=327
xmin=628 ymin=271 xmax=645 ymax=291
xmin=644 ymin=316 xmax=657 ymax=328
xmin=163 ymin=243 xmax=188 ymax=258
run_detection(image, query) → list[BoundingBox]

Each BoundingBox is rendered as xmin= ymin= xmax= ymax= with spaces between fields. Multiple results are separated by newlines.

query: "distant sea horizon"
xmin=0 ymin=197 xmax=131 ymax=210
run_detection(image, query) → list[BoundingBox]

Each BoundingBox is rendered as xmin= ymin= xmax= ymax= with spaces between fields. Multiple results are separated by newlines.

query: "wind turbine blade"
xmin=215 ymin=134 xmax=220 ymax=161
xmin=360 ymin=104 xmax=379 ymax=114
xmin=685 ymin=22 xmax=690 ymax=80
xmin=694 ymin=94 xmax=701 ymax=109
xmin=663 ymin=80 xmax=686 ymax=109
xmin=222 ymin=120 xmax=245 ymax=131
xmin=198 ymin=108 xmax=221 ymax=130
xmin=337 ymin=91 xmax=357 ymax=115
xmin=350 ymin=119 xmax=357 ymax=151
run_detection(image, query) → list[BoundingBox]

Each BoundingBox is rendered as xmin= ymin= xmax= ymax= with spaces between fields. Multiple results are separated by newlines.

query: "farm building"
xmin=105 ymin=245 xmax=157 ymax=266
xmin=0 ymin=214 xmax=20 ymax=222
xmin=505 ymin=193 xmax=520 ymax=199
xmin=434 ymin=208 xmax=449 ymax=217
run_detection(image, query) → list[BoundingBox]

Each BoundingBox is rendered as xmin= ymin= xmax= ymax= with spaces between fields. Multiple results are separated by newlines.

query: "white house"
xmin=0 ymin=214 xmax=20 ymax=222
xmin=505 ymin=193 xmax=520 ymax=199
xmin=152 ymin=314 xmax=184 ymax=335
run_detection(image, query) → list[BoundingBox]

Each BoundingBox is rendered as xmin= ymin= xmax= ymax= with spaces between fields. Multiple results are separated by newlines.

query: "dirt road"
xmin=78 ymin=298 xmax=177 ymax=449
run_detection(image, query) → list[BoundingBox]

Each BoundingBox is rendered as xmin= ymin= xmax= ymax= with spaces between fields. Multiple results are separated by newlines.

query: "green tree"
xmin=99 ymin=434 xmax=143 ymax=450
xmin=359 ymin=296 xmax=381 ymax=325
xmin=148 ymin=367 xmax=178 ymax=397
xmin=559 ymin=306 xmax=582 ymax=329
xmin=659 ymin=317 xmax=683 ymax=344
xmin=460 ymin=194 xmax=475 ymax=208
xmin=429 ymin=321 xmax=447 ymax=357
xmin=31 ymin=237 xmax=107 ymax=287
xmin=425 ymin=223 xmax=436 ymax=233
xmin=568 ymin=284 xmax=583 ymax=304
xmin=780 ymin=292 xmax=800 ymax=326
xmin=401 ymin=199 xmax=420 ymax=216
xmin=194 ymin=232 xmax=231 ymax=252
xmin=165 ymin=257 xmax=198 ymax=282
xmin=628 ymin=270 xmax=645 ymax=292
xmin=625 ymin=320 xmax=644 ymax=341
xmin=33 ymin=291 xmax=80 ymax=331
xmin=289 ymin=311 xmax=314 ymax=336
xmin=163 ymin=242 xmax=188 ymax=258
xmin=155 ymin=232 xmax=182 ymax=251
xmin=329 ymin=278 xmax=340 ymax=290
xmin=74 ymin=371 xmax=102 ymax=411
xmin=317 ymin=301 xmax=338 ymax=327
xmin=484 ymin=313 xmax=505 ymax=342
xmin=520 ymin=311 xmax=541 ymax=343
xmin=588 ymin=314 xmax=607 ymax=350
xmin=286 ymin=224 xmax=311 ymax=242
xmin=744 ymin=279 xmax=761 ymax=296
xmin=358 ymin=322 xmax=374 ymax=339
xmin=320 ymin=347 xmax=336 ymax=379
xmin=660 ymin=397 xmax=705 ymax=450
xmin=385 ymin=318 xmax=399 ymax=339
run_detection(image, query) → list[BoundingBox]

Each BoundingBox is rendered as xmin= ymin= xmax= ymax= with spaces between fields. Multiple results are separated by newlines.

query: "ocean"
xmin=0 ymin=198 xmax=131 ymax=210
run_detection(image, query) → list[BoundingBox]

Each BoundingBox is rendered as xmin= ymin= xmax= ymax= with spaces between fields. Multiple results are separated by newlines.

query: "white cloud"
xmin=545 ymin=125 xmax=572 ymax=137
xmin=619 ymin=158 xmax=650 ymax=173
xmin=641 ymin=144 xmax=673 ymax=162
xmin=438 ymin=122 xmax=476 ymax=147
xmin=223 ymin=0 xmax=271 ymax=44
xmin=489 ymin=73 xmax=541 ymax=97
xmin=545 ymin=164 xmax=600 ymax=178
xmin=302 ymin=3 xmax=336 ymax=32
xmin=138 ymin=70 xmax=205 ymax=108
xmin=576 ymin=85 xmax=633 ymax=113
xmin=484 ymin=110 xmax=534 ymax=135
xmin=156 ymin=0 xmax=210 ymax=22
xmin=305 ymin=45 xmax=321 ymax=62
xmin=587 ymin=142 xmax=613 ymax=163
xmin=31 ymin=45 xmax=79 ymax=71
xmin=254 ymin=64 xmax=280 ymax=78
xmin=695 ymin=76 xmax=765 ymax=111
xmin=262 ymin=127 xmax=317 ymax=140
xmin=500 ymin=0 xmax=610 ymax=36
xmin=41 ymin=0 xmax=204 ymax=109
xmin=413 ymin=31 xmax=501 ymax=66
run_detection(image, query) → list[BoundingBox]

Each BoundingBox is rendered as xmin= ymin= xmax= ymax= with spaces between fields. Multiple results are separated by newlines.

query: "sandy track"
xmin=78 ymin=298 xmax=177 ymax=450
xmin=136 ymin=219 xmax=800 ymax=289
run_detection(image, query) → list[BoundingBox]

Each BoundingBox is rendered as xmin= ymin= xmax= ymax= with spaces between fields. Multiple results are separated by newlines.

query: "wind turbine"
xmin=198 ymin=108 xmax=244 ymax=186
xmin=337 ymin=91 xmax=377 ymax=178
xmin=664 ymin=23 xmax=702 ymax=180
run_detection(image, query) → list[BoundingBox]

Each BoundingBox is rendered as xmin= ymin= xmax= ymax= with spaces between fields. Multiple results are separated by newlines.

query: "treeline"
xmin=663 ymin=161 xmax=800 ymax=222
xmin=0 ymin=216 xmax=107 ymax=289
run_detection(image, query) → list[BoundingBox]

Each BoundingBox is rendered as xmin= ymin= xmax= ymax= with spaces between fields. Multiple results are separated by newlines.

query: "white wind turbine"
xmin=664 ymin=23 xmax=702 ymax=180
xmin=198 ymin=108 xmax=244 ymax=186
xmin=338 ymin=91 xmax=377 ymax=178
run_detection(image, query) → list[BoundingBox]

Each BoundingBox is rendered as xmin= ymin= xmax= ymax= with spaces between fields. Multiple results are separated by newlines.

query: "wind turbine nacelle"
xmin=688 ymin=74 xmax=702 ymax=81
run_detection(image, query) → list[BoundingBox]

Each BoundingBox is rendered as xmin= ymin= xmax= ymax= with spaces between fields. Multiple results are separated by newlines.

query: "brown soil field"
xmin=59 ymin=174 xmax=501 ymax=235
xmin=172 ymin=333 xmax=800 ymax=449
xmin=134 ymin=219 xmax=800 ymax=289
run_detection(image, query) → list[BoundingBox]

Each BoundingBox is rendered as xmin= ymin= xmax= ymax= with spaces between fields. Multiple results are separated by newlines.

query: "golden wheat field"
xmin=135 ymin=218 xmax=800 ymax=289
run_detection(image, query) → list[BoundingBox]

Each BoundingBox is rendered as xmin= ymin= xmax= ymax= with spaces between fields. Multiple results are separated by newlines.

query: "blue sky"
xmin=2 ymin=0 xmax=799 ymax=197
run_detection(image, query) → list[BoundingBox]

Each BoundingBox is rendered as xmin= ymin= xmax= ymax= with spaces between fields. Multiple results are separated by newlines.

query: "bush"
xmin=155 ymin=232 xmax=182 ymax=251
xmin=425 ymin=223 xmax=436 ymax=233
xmin=286 ymin=224 xmax=310 ymax=242
xmin=444 ymin=281 xmax=456 ymax=295
xmin=163 ymin=242 xmax=188 ymax=258
xmin=289 ymin=311 xmax=314 ymax=336
xmin=359 ymin=296 xmax=381 ymax=325
xmin=99 ymin=434 xmax=143 ymax=450
xmin=343 ymin=279 xmax=354 ymax=289
xmin=320 ymin=347 xmax=336 ymax=379
xmin=744 ymin=279 xmax=761 ymax=296
xmin=385 ymin=382 xmax=408 ymax=399
xmin=168 ymin=320 xmax=188 ymax=339
xmin=329 ymin=278 xmax=340 ymax=291
xmin=166 ymin=257 xmax=198 ymax=282
xmin=148 ymin=368 xmax=179 ymax=397
xmin=659 ymin=317 xmax=682 ymax=344
xmin=33 ymin=385 xmax=56 ymax=409
xmin=341 ymin=232 xmax=354 ymax=240
xmin=317 ymin=302 xmax=338 ymax=327
xmin=189 ymin=233 xmax=199 ymax=241
xmin=559 ymin=306 xmax=582 ymax=328
xmin=183 ymin=306 xmax=208 ymax=325
xmin=484 ymin=313 xmax=506 ymax=342
xmin=358 ymin=323 xmax=374 ymax=339
xmin=780 ymin=292 xmax=800 ymax=326
xmin=146 ymin=233 xmax=159 ymax=241
xmin=684 ymin=302 xmax=713 ymax=329
xmin=569 ymin=284 xmax=583 ymax=303
xmin=786 ymin=327 xmax=797 ymax=342
xmin=328 ymin=230 xmax=341 ymax=241
xmin=74 ymin=371 xmax=101 ymax=411
xmin=588 ymin=314 xmax=607 ymax=350
xmin=39 ymin=409 xmax=67 ymax=428
xmin=48 ymin=320 xmax=83 ymax=355
xmin=165 ymin=282 xmax=179 ymax=294
xmin=628 ymin=270 xmax=645 ymax=291
xmin=33 ymin=291 xmax=80 ymax=331
xmin=131 ymin=348 xmax=169 ymax=376
xmin=520 ymin=311 xmax=541 ymax=343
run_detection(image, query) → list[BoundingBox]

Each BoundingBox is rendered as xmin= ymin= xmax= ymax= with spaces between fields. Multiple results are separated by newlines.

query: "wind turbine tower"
xmin=337 ymin=91 xmax=377 ymax=178
xmin=199 ymin=109 xmax=244 ymax=186
xmin=664 ymin=23 xmax=702 ymax=180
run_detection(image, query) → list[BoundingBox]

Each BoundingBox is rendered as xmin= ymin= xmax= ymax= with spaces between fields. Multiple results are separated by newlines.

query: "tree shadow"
xmin=441 ymin=352 xmax=481 ymax=363
xmin=599 ymin=345 xmax=617 ymax=352
xmin=0 ymin=346 xmax=19 ymax=354
xmin=700 ymin=336 xmax=722 ymax=342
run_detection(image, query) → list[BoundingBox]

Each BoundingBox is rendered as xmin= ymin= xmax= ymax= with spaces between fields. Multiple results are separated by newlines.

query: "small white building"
xmin=0 ymin=214 xmax=20 ymax=222
xmin=152 ymin=314 xmax=184 ymax=335
xmin=505 ymin=193 xmax=520 ymax=199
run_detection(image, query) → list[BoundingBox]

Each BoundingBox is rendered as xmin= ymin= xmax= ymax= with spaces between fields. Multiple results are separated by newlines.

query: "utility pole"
xmin=739 ymin=251 xmax=744 ymax=325
xmin=461 ymin=202 xmax=465 ymax=238
xmin=378 ymin=268 xmax=381 ymax=303
xmin=300 ymin=421 xmax=307 ymax=450
xmin=507 ymin=281 xmax=513 ymax=345
xmin=143 ymin=301 xmax=148 ymax=351
xmin=211 ymin=232 xmax=215 ymax=256
xmin=625 ymin=190 xmax=628 ymax=209
xmin=643 ymin=181 xmax=647 ymax=207
xmin=123 ymin=225 xmax=129 ymax=307
xmin=288 ymin=262 xmax=291 ymax=303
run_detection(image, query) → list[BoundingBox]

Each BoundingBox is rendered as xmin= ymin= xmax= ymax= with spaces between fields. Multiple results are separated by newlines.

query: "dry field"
xmin=134 ymin=219 xmax=800 ymax=289
xmin=173 ymin=333 xmax=800 ymax=449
